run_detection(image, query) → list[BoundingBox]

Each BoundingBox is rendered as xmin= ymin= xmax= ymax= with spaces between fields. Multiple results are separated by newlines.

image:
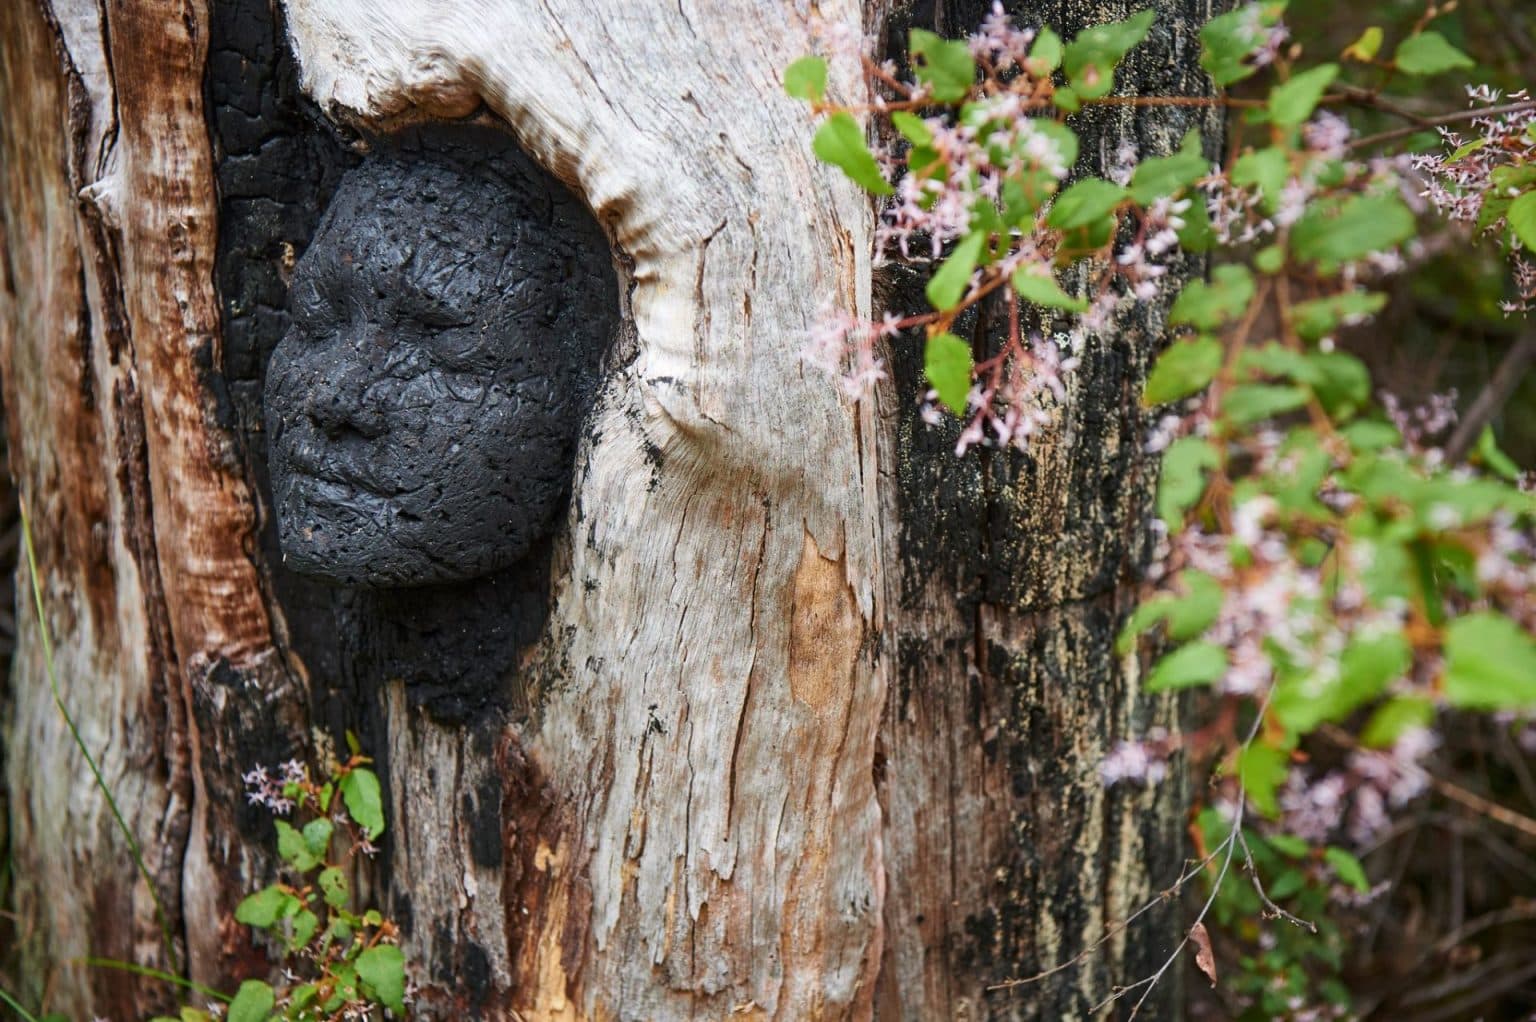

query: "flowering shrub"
xmin=152 ymin=744 xmax=406 ymax=1022
xmin=792 ymin=1 xmax=1536 ymax=1015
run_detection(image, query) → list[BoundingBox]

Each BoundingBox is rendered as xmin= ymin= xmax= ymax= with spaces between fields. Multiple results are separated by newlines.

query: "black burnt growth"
xmin=263 ymin=123 xmax=618 ymax=720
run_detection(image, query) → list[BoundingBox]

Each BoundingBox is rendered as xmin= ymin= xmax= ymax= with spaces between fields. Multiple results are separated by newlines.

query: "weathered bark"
xmin=1 ymin=0 xmax=1216 ymax=1018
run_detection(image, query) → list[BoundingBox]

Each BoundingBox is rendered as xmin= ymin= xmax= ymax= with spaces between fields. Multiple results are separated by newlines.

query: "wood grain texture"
xmin=280 ymin=1 xmax=889 ymax=1017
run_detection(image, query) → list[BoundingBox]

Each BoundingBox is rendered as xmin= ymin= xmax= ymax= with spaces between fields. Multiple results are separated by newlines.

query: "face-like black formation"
xmin=264 ymin=124 xmax=616 ymax=587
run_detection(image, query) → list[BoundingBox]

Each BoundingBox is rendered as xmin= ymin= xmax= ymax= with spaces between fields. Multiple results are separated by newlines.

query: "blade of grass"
xmin=79 ymin=958 xmax=231 ymax=1004
xmin=19 ymin=504 xmax=180 ymax=971
xmin=0 ymin=986 xmax=39 ymax=1022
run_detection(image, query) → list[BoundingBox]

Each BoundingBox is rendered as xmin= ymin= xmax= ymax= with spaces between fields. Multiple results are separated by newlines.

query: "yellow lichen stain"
xmin=787 ymin=529 xmax=862 ymax=712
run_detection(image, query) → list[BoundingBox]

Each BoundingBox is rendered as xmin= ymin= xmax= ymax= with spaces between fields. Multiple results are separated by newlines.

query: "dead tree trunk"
xmin=0 ymin=0 xmax=1217 ymax=1018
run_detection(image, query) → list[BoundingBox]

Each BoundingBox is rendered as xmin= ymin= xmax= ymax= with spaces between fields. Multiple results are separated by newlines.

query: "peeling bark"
xmin=3 ymin=0 xmax=1216 ymax=1017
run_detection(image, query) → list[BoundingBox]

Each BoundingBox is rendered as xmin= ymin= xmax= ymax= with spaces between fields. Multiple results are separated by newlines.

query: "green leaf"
xmin=890 ymin=111 xmax=932 ymax=147
xmin=1394 ymin=31 xmax=1474 ymax=75
xmin=1273 ymin=632 xmax=1409 ymax=733
xmin=303 ymin=817 xmax=334 ymax=860
xmin=235 ymin=885 xmax=292 ymax=929
xmin=910 ymin=28 xmax=975 ymax=102
xmin=813 ymin=112 xmax=893 ymax=196
xmin=1291 ymin=193 xmax=1415 ymax=267
xmin=1144 ymin=336 xmax=1223 ymax=405
xmin=1157 ymin=436 xmax=1220 ymax=527
xmin=1026 ymin=26 xmax=1064 ymax=76
xmin=340 ymin=767 xmax=386 ymax=841
xmin=356 ymin=945 xmax=407 ymax=1015
xmin=1268 ymin=64 xmax=1339 ymax=127
xmin=783 ymin=56 xmax=827 ymax=102
xmin=1046 ymin=178 xmax=1127 ymax=230
xmin=1508 ymin=191 xmax=1536 ymax=252
xmin=1237 ymin=742 xmax=1289 ymax=817
xmin=1343 ymin=26 xmax=1384 ymax=61
xmin=1444 ymin=612 xmax=1536 ymax=709
xmin=1324 ymin=847 xmax=1370 ymax=892
xmin=1177 ymin=193 xmax=1217 ymax=252
xmin=926 ymin=231 xmax=986 ymax=311
xmin=319 ymin=866 xmax=350 ymax=909
xmin=1221 ymin=383 xmax=1309 ymax=425
xmin=1012 ymin=267 xmax=1088 ymax=312
xmin=1129 ymin=129 xmax=1209 ymax=205
xmin=1200 ymin=2 xmax=1286 ymax=86
xmin=1361 ymin=696 xmax=1434 ymax=748
xmin=924 ymin=332 xmax=973 ymax=414
xmin=1053 ymin=86 xmax=1081 ymax=112
xmin=1291 ymin=291 xmax=1388 ymax=340
xmin=1475 ymin=426 xmax=1523 ymax=483
xmin=1268 ymin=833 xmax=1311 ymax=858
xmin=1063 ymin=9 xmax=1156 ymax=100
xmin=290 ymin=908 xmax=320 ymax=950
xmin=1232 ymin=146 xmax=1290 ymax=212
xmin=1170 ymin=264 xmax=1255 ymax=330
xmin=1117 ymin=570 xmax=1222 ymax=653
xmin=228 ymin=980 xmax=275 ymax=1022
xmin=275 ymin=819 xmax=322 ymax=872
xmin=1146 ymin=641 xmax=1227 ymax=692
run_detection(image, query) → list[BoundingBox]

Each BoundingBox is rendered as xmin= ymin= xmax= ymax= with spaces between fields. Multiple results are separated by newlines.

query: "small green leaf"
xmin=1047 ymin=178 xmax=1127 ymax=230
xmin=1170 ymin=264 xmax=1255 ymax=330
xmin=319 ymin=866 xmax=351 ymax=909
xmin=890 ymin=111 xmax=932 ymax=147
xmin=1444 ymin=612 xmax=1536 ymax=709
xmin=1146 ymin=641 xmax=1227 ymax=692
xmin=235 ymin=885 xmax=292 ymax=929
xmin=356 ymin=944 xmax=407 ymax=1014
xmin=1343 ymin=26 xmax=1384 ymax=61
xmin=1237 ymin=742 xmax=1290 ymax=817
xmin=1508 ymin=191 xmax=1536 ymax=251
xmin=911 ymin=28 xmax=976 ymax=102
xmin=1200 ymin=2 xmax=1285 ymax=86
xmin=1220 ymin=383 xmax=1309 ymax=425
xmin=1291 ymin=193 xmax=1415 ymax=267
xmin=1053 ymin=86 xmax=1081 ymax=112
xmin=1157 ymin=436 xmax=1220 ymax=527
xmin=1129 ymin=129 xmax=1209 ymax=205
xmin=290 ymin=908 xmax=320 ymax=950
xmin=1026 ymin=26 xmax=1064 ymax=76
xmin=1117 ymin=570 xmax=1222 ymax=653
xmin=228 ymin=980 xmax=275 ymax=1022
xmin=303 ymin=817 xmax=334 ymax=859
xmin=1232 ymin=146 xmax=1290 ymax=212
xmin=924 ymin=332 xmax=973 ymax=414
xmin=1012 ymin=267 xmax=1088 ymax=312
xmin=813 ymin=112 xmax=893 ymax=196
xmin=340 ymin=767 xmax=386 ymax=841
xmin=1361 ymin=696 xmax=1434 ymax=748
xmin=1063 ymin=9 xmax=1156 ymax=100
xmin=784 ymin=56 xmax=827 ymax=102
xmin=1269 ymin=64 xmax=1339 ymax=127
xmin=1394 ymin=31 xmax=1474 ymax=75
xmin=1475 ymin=426 xmax=1523 ymax=483
xmin=1324 ymin=847 xmax=1370 ymax=892
xmin=1268 ymin=833 xmax=1311 ymax=858
xmin=1144 ymin=336 xmax=1223 ymax=405
xmin=926 ymin=231 xmax=986 ymax=311
xmin=276 ymin=819 xmax=322 ymax=872
xmin=1291 ymin=291 xmax=1388 ymax=340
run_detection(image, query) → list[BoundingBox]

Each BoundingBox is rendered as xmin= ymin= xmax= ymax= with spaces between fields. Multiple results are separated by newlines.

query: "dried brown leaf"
xmin=1191 ymin=920 xmax=1217 ymax=987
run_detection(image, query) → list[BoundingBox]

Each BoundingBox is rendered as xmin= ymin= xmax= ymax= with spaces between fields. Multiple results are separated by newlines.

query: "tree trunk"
xmin=0 ymin=0 xmax=1217 ymax=1018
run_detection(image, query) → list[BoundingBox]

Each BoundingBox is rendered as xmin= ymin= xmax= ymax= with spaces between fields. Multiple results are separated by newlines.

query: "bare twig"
xmin=1443 ymin=328 xmax=1536 ymax=463
xmin=1348 ymin=99 xmax=1536 ymax=150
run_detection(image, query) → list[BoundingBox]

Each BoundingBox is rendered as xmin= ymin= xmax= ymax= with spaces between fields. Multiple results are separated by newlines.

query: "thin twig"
xmin=1348 ymin=99 xmax=1536 ymax=150
xmin=1443 ymin=328 xmax=1536 ymax=463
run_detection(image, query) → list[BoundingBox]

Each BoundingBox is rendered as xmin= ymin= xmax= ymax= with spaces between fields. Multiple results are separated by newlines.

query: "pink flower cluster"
xmin=242 ymin=758 xmax=306 ymax=815
xmin=1279 ymin=729 xmax=1436 ymax=847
